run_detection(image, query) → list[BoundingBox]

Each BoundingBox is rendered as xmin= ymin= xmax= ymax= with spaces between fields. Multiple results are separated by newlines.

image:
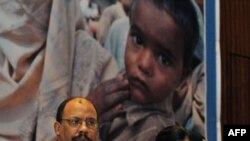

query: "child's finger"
xmin=104 ymin=90 xmax=130 ymax=110
xmin=99 ymin=77 xmax=129 ymax=95
xmin=99 ymin=104 xmax=126 ymax=123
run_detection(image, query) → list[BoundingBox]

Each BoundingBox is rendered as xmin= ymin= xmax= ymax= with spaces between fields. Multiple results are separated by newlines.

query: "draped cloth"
xmin=97 ymin=1 xmax=127 ymax=45
xmin=174 ymin=63 xmax=205 ymax=137
xmin=0 ymin=0 xmax=118 ymax=140
xmin=106 ymin=92 xmax=175 ymax=141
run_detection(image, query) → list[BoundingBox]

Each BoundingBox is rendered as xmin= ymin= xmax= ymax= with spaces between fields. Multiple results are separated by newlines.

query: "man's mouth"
xmin=72 ymin=134 xmax=91 ymax=141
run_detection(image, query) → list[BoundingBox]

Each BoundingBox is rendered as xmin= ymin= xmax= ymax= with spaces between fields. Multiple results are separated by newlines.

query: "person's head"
xmin=119 ymin=0 xmax=133 ymax=15
xmin=155 ymin=125 xmax=190 ymax=141
xmin=125 ymin=0 xmax=199 ymax=104
xmin=188 ymin=130 xmax=206 ymax=141
xmin=54 ymin=97 xmax=98 ymax=141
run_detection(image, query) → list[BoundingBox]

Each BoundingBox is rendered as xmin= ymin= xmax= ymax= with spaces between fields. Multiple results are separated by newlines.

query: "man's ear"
xmin=172 ymin=76 xmax=189 ymax=112
xmin=54 ymin=121 xmax=61 ymax=136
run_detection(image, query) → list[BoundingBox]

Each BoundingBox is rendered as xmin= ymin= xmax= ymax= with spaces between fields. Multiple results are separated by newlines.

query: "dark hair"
xmin=130 ymin=0 xmax=199 ymax=72
xmin=188 ymin=130 xmax=205 ymax=141
xmin=55 ymin=96 xmax=94 ymax=122
xmin=155 ymin=125 xmax=189 ymax=141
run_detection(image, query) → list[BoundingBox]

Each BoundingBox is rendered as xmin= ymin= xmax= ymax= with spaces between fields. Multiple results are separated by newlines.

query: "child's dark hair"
xmin=130 ymin=0 xmax=199 ymax=73
xmin=155 ymin=125 xmax=189 ymax=141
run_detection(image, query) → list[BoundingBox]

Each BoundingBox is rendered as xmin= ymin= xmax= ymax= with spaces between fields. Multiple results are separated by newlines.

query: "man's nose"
xmin=78 ymin=122 xmax=88 ymax=132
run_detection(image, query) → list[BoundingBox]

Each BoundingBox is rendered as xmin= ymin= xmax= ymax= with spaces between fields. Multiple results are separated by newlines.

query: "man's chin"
xmin=73 ymin=139 xmax=89 ymax=141
xmin=72 ymin=139 xmax=90 ymax=141
xmin=72 ymin=136 xmax=91 ymax=141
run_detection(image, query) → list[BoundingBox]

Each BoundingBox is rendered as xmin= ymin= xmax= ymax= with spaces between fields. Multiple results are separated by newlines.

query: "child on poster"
xmin=88 ymin=0 xmax=203 ymax=140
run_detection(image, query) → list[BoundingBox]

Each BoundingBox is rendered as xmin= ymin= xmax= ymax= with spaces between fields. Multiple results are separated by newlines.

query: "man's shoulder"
xmin=102 ymin=4 xmax=117 ymax=15
xmin=111 ymin=17 xmax=129 ymax=29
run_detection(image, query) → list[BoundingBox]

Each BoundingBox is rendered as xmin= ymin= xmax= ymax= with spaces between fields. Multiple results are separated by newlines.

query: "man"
xmin=54 ymin=97 xmax=98 ymax=141
xmin=97 ymin=0 xmax=132 ymax=45
xmin=104 ymin=17 xmax=130 ymax=70
xmin=79 ymin=0 xmax=100 ymax=38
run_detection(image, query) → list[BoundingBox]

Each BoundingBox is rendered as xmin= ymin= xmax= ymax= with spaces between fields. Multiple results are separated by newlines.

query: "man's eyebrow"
xmin=67 ymin=116 xmax=81 ymax=119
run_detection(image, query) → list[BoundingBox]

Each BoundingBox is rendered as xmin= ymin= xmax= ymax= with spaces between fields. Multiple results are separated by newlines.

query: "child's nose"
xmin=137 ymin=49 xmax=153 ymax=77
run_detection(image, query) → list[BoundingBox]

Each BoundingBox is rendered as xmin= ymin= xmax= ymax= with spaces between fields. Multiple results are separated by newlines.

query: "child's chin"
xmin=130 ymin=88 xmax=154 ymax=104
xmin=130 ymin=94 xmax=152 ymax=105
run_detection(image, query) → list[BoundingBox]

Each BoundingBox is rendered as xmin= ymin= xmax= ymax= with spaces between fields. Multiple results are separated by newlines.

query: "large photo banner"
xmin=0 ymin=0 xmax=208 ymax=141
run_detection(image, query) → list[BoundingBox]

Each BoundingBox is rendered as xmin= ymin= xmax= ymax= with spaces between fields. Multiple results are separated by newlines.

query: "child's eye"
xmin=158 ymin=54 xmax=172 ymax=66
xmin=131 ymin=33 xmax=143 ymax=46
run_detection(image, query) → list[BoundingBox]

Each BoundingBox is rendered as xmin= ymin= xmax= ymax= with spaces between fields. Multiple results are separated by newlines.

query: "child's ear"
xmin=54 ymin=121 xmax=61 ymax=136
xmin=172 ymin=77 xmax=189 ymax=112
xmin=177 ymin=77 xmax=188 ymax=97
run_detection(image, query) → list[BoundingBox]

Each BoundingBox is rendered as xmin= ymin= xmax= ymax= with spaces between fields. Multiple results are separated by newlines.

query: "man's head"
xmin=125 ymin=0 xmax=199 ymax=104
xmin=54 ymin=97 xmax=98 ymax=141
xmin=119 ymin=0 xmax=133 ymax=15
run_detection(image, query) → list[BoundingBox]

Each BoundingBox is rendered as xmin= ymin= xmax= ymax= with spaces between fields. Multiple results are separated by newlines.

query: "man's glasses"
xmin=61 ymin=117 xmax=98 ymax=130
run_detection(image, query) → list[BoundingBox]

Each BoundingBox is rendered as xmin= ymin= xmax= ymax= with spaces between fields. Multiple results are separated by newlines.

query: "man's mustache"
xmin=72 ymin=132 xmax=92 ymax=141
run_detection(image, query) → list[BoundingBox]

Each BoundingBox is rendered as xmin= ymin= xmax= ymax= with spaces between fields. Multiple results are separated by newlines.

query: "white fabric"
xmin=0 ymin=0 xmax=119 ymax=140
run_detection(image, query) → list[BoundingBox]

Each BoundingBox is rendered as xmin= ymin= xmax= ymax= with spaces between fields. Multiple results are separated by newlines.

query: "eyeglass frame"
xmin=60 ymin=117 xmax=98 ymax=130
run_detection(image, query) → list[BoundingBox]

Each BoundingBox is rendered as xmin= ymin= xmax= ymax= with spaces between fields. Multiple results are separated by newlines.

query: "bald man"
xmin=54 ymin=97 xmax=98 ymax=141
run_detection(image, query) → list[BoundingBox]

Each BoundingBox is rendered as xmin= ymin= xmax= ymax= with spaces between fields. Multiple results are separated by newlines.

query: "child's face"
xmin=125 ymin=0 xmax=185 ymax=104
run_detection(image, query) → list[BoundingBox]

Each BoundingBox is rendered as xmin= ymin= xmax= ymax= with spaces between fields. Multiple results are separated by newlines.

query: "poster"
xmin=0 ymin=0 xmax=213 ymax=140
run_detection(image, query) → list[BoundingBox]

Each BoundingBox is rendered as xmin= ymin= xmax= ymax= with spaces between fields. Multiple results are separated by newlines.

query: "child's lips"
xmin=129 ymin=77 xmax=149 ymax=93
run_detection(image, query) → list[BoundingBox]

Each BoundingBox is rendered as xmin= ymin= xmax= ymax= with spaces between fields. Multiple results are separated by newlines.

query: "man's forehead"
xmin=64 ymin=98 xmax=97 ymax=116
xmin=70 ymin=98 xmax=91 ymax=106
xmin=73 ymin=98 xmax=84 ymax=103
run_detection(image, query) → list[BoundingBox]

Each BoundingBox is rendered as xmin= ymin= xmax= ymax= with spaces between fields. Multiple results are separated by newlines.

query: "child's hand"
xmin=87 ymin=75 xmax=129 ymax=140
xmin=87 ymin=75 xmax=130 ymax=122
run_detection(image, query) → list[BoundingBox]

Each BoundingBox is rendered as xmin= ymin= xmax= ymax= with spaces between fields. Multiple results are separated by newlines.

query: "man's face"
xmin=54 ymin=98 xmax=98 ymax=141
xmin=125 ymin=0 xmax=185 ymax=104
